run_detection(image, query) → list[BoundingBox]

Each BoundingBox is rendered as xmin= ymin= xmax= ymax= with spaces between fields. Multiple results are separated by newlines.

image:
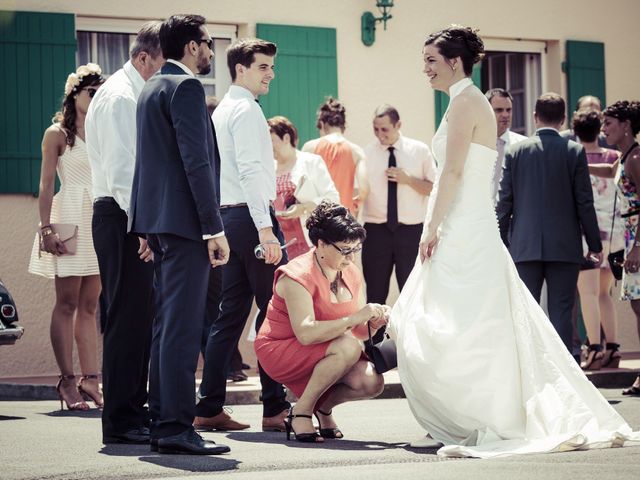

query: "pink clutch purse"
xmin=39 ymin=224 xmax=78 ymax=256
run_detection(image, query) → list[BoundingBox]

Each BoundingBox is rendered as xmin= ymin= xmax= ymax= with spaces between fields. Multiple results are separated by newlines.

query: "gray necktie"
xmin=492 ymin=137 xmax=506 ymax=202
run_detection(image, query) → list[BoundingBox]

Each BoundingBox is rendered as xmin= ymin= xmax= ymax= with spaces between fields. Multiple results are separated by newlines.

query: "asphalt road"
xmin=1 ymin=388 xmax=639 ymax=480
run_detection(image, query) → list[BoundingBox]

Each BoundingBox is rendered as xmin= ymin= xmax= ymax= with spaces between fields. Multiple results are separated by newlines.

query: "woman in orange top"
xmin=302 ymin=98 xmax=369 ymax=214
xmin=255 ymin=202 xmax=388 ymax=443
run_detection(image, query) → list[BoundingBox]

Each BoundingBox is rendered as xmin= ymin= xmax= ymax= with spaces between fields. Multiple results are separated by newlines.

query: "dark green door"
xmin=564 ymin=40 xmax=606 ymax=112
xmin=0 ymin=11 xmax=76 ymax=194
xmin=256 ymin=24 xmax=338 ymax=145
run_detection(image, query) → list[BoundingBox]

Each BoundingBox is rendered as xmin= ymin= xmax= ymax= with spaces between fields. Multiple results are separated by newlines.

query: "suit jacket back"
xmin=496 ymin=129 xmax=602 ymax=263
xmin=129 ymin=62 xmax=222 ymax=241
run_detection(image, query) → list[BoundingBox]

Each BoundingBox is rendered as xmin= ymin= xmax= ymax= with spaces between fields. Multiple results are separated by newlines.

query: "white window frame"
xmin=75 ymin=16 xmax=237 ymax=96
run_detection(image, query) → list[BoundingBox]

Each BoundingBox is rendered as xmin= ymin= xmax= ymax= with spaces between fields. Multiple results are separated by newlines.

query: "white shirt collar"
xmin=448 ymin=77 xmax=474 ymax=100
xmin=122 ymin=60 xmax=145 ymax=98
xmin=377 ymin=134 xmax=403 ymax=151
xmin=166 ymin=59 xmax=195 ymax=77
xmin=229 ymin=84 xmax=257 ymax=100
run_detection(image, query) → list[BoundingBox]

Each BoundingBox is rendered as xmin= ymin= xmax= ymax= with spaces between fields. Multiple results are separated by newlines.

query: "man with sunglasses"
xmin=130 ymin=14 xmax=229 ymax=455
xmin=86 ymin=21 xmax=164 ymax=447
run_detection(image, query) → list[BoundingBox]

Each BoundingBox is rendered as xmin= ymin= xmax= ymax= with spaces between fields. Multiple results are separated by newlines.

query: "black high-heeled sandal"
xmin=602 ymin=343 xmax=622 ymax=368
xmin=77 ymin=374 xmax=103 ymax=409
xmin=284 ymin=409 xmax=324 ymax=443
xmin=314 ymin=409 xmax=343 ymax=439
xmin=580 ymin=344 xmax=604 ymax=371
xmin=622 ymin=376 xmax=640 ymax=396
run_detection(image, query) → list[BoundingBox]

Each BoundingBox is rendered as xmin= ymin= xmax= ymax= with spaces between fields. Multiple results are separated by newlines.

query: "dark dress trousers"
xmin=129 ymin=62 xmax=223 ymax=439
xmin=496 ymin=129 xmax=602 ymax=351
xmin=93 ymin=197 xmax=154 ymax=437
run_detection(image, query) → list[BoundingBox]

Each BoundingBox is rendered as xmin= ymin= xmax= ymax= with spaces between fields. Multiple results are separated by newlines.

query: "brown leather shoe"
xmin=194 ymin=411 xmax=250 ymax=431
xmin=262 ymin=408 xmax=290 ymax=432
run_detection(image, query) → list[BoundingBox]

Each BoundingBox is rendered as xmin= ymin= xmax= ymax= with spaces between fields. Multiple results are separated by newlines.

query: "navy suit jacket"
xmin=129 ymin=62 xmax=223 ymax=241
xmin=496 ymin=129 xmax=602 ymax=264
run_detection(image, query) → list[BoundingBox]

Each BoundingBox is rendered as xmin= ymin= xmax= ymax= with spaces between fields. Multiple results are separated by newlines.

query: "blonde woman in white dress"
xmin=389 ymin=25 xmax=640 ymax=458
xmin=28 ymin=64 xmax=104 ymax=411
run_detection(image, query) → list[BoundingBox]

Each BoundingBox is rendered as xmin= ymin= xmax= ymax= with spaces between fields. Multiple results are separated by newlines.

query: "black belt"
xmin=94 ymin=196 xmax=117 ymax=204
xmin=219 ymin=203 xmax=248 ymax=210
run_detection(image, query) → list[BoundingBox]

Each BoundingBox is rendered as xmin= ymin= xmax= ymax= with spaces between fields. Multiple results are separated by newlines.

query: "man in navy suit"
xmin=129 ymin=14 xmax=230 ymax=455
xmin=496 ymin=93 xmax=603 ymax=353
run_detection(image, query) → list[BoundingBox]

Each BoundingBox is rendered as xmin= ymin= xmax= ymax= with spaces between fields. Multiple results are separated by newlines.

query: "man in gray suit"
xmin=130 ymin=14 xmax=229 ymax=455
xmin=496 ymin=93 xmax=602 ymax=352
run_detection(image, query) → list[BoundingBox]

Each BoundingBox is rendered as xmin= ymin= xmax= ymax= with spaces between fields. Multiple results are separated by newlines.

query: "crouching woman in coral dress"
xmin=255 ymin=202 xmax=389 ymax=443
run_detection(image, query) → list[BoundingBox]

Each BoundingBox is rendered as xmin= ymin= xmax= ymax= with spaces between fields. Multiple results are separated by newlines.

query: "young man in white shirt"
xmin=85 ymin=21 xmax=163 ymax=446
xmin=361 ymin=105 xmax=436 ymax=343
xmin=195 ymin=38 xmax=291 ymax=432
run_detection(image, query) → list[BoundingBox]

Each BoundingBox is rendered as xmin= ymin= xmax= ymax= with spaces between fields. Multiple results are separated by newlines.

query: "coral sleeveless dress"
xmin=314 ymin=138 xmax=356 ymax=212
xmin=255 ymin=249 xmax=361 ymax=399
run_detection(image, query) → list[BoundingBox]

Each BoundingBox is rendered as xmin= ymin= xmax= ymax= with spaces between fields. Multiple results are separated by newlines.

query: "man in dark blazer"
xmin=496 ymin=92 xmax=602 ymax=353
xmin=129 ymin=14 xmax=230 ymax=455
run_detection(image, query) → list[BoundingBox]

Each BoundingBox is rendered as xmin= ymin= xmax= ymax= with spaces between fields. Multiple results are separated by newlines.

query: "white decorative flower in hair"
xmin=64 ymin=63 xmax=103 ymax=96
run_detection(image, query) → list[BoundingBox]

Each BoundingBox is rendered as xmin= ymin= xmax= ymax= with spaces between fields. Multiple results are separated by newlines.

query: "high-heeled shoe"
xmin=77 ymin=374 xmax=103 ymax=408
xmin=602 ymin=343 xmax=622 ymax=369
xmin=622 ymin=375 xmax=640 ymax=396
xmin=313 ymin=409 xmax=343 ymax=439
xmin=580 ymin=344 xmax=604 ymax=371
xmin=284 ymin=409 xmax=323 ymax=443
xmin=55 ymin=374 xmax=89 ymax=411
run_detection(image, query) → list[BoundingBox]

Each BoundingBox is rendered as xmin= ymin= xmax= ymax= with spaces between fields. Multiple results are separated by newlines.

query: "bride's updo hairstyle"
xmin=306 ymin=201 xmax=366 ymax=247
xmin=424 ymin=25 xmax=485 ymax=76
xmin=603 ymin=100 xmax=640 ymax=136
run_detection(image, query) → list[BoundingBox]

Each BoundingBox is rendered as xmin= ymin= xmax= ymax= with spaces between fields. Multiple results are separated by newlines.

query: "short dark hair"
xmin=268 ymin=116 xmax=298 ymax=147
xmin=159 ymin=14 xmax=206 ymax=61
xmin=576 ymin=95 xmax=601 ymax=112
xmin=535 ymin=93 xmax=565 ymax=124
xmin=485 ymin=88 xmax=513 ymax=103
xmin=572 ymin=108 xmax=602 ymax=143
xmin=603 ymin=100 xmax=640 ymax=136
xmin=373 ymin=104 xmax=400 ymax=125
xmin=226 ymin=38 xmax=277 ymax=81
xmin=424 ymin=25 xmax=485 ymax=76
xmin=306 ymin=201 xmax=366 ymax=247
xmin=130 ymin=21 xmax=162 ymax=59
xmin=316 ymin=97 xmax=346 ymax=130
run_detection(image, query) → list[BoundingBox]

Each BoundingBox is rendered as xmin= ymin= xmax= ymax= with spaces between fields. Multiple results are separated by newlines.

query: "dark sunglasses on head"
xmin=329 ymin=242 xmax=362 ymax=256
xmin=195 ymin=38 xmax=213 ymax=49
xmin=83 ymin=87 xmax=98 ymax=98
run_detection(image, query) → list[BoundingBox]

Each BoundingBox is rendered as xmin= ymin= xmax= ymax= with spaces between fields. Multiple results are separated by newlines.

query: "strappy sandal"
xmin=56 ymin=374 xmax=89 ymax=411
xmin=77 ymin=374 xmax=104 ymax=408
xmin=622 ymin=376 xmax=640 ymax=396
xmin=314 ymin=409 xmax=343 ymax=439
xmin=284 ymin=408 xmax=324 ymax=443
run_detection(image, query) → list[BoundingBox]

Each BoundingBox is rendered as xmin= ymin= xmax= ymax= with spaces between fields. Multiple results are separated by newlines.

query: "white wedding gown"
xmin=388 ymin=77 xmax=640 ymax=459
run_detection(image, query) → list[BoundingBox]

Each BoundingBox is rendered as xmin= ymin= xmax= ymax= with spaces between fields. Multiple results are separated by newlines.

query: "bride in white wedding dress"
xmin=388 ymin=25 xmax=640 ymax=459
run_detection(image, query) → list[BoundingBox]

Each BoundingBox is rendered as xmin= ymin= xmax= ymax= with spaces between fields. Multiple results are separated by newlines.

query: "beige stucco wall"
xmin=1 ymin=0 xmax=640 ymax=378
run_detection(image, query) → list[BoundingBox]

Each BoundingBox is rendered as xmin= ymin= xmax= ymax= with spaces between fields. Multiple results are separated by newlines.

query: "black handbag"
xmin=364 ymin=323 xmax=397 ymax=374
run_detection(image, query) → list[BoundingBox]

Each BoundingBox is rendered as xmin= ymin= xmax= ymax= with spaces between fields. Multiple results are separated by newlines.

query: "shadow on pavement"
xmin=42 ymin=408 xmax=102 ymax=418
xmin=99 ymin=444 xmax=152 ymax=457
xmin=225 ymin=431 xmax=405 ymax=451
xmin=139 ymin=455 xmax=240 ymax=472
xmin=0 ymin=415 xmax=26 ymax=421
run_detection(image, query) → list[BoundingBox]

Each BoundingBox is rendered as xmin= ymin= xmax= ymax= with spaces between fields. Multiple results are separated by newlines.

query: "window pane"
xmin=490 ymin=55 xmax=506 ymax=88
xmin=96 ymin=32 xmax=131 ymax=75
xmin=509 ymin=54 xmax=525 ymax=89
xmin=511 ymin=92 xmax=526 ymax=134
xmin=77 ymin=31 xmax=92 ymax=66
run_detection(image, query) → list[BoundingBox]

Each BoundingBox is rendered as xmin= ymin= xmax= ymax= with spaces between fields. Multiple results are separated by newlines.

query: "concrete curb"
xmin=1 ymin=369 xmax=637 ymax=404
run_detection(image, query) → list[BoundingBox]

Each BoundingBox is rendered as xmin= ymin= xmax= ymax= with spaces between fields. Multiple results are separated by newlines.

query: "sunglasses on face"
xmin=82 ymin=88 xmax=98 ymax=98
xmin=329 ymin=242 xmax=362 ymax=256
xmin=195 ymin=38 xmax=213 ymax=49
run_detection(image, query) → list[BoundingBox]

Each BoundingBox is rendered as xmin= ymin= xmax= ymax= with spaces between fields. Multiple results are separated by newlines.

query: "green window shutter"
xmin=0 ymin=11 xmax=76 ymax=194
xmin=256 ymin=24 xmax=337 ymax=145
xmin=434 ymin=64 xmax=482 ymax=129
xmin=565 ymin=40 xmax=605 ymax=113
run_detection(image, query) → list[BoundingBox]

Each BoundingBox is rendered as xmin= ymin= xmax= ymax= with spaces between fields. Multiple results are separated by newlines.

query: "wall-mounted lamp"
xmin=361 ymin=1 xmax=395 ymax=47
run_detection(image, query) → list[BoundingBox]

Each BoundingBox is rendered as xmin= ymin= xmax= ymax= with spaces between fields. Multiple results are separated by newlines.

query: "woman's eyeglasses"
xmin=329 ymin=242 xmax=362 ymax=256
xmin=82 ymin=88 xmax=98 ymax=98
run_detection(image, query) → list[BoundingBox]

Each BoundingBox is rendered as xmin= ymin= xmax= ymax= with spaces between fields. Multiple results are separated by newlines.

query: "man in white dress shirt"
xmin=362 ymin=105 xmax=436 ymax=343
xmin=85 ymin=22 xmax=163 ymax=445
xmin=486 ymin=88 xmax=527 ymax=204
xmin=195 ymin=38 xmax=291 ymax=432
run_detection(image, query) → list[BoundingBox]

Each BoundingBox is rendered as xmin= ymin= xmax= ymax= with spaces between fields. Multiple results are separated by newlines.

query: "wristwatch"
xmin=41 ymin=227 xmax=54 ymax=237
